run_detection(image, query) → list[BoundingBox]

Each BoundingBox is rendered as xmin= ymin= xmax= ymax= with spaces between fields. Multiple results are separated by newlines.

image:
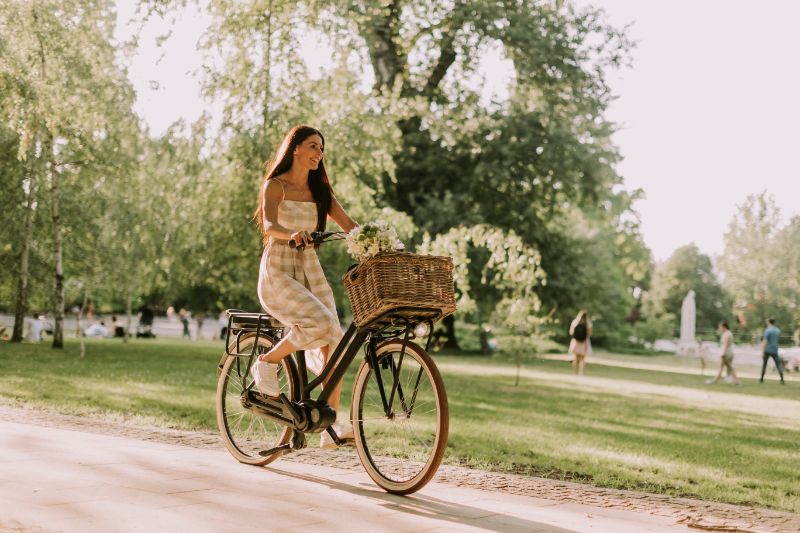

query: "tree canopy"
xmin=644 ymin=244 xmax=730 ymax=334
xmin=1 ymin=0 xmax=655 ymax=348
xmin=718 ymin=193 xmax=799 ymax=334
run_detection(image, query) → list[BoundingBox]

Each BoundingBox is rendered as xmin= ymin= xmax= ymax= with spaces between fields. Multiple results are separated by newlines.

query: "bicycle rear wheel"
xmin=216 ymin=333 xmax=297 ymax=465
xmin=351 ymin=339 xmax=449 ymax=494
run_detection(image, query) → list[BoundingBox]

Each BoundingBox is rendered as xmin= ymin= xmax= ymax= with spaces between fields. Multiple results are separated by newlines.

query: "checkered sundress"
xmin=257 ymin=199 xmax=342 ymax=375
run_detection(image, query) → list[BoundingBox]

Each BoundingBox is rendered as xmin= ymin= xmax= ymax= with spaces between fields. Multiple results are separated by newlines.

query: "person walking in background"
xmin=196 ymin=311 xmax=207 ymax=341
xmin=760 ymin=318 xmax=785 ymax=384
xmin=83 ymin=299 xmax=95 ymax=321
xmin=569 ymin=310 xmax=592 ymax=375
xmin=707 ymin=322 xmax=739 ymax=385
xmin=179 ymin=308 xmax=191 ymax=339
xmin=137 ymin=305 xmax=155 ymax=338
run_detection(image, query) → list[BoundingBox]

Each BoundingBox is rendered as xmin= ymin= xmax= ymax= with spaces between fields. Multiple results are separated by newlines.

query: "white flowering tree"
xmin=420 ymin=224 xmax=547 ymax=349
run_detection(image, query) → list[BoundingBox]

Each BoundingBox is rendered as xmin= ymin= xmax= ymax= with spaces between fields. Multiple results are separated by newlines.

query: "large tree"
xmin=719 ymin=193 xmax=797 ymax=334
xmin=143 ymin=0 xmax=646 ymax=334
xmin=775 ymin=216 xmax=800 ymax=331
xmin=644 ymin=244 xmax=730 ymax=334
xmin=312 ymin=1 xmax=645 ymax=333
xmin=1 ymin=0 xmax=139 ymax=346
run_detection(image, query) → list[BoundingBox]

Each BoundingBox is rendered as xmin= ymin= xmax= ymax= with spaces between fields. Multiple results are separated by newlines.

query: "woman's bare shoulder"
xmin=264 ymin=177 xmax=286 ymax=198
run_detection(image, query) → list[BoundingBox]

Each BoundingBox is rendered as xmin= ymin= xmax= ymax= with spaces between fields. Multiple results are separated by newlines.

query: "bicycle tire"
xmin=216 ymin=333 xmax=298 ymax=466
xmin=351 ymin=339 xmax=449 ymax=494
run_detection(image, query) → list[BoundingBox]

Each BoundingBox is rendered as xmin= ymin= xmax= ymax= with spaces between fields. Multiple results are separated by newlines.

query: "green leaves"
xmin=718 ymin=193 xmax=800 ymax=333
xmin=644 ymin=245 xmax=729 ymax=335
xmin=0 ymin=0 xmax=650 ymax=344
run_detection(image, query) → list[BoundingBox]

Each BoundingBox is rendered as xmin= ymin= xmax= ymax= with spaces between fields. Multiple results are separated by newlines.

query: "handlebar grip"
xmin=289 ymin=231 xmax=324 ymax=251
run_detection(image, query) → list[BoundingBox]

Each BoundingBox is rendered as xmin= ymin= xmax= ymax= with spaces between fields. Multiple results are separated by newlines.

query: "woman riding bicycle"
xmin=252 ymin=124 xmax=358 ymax=448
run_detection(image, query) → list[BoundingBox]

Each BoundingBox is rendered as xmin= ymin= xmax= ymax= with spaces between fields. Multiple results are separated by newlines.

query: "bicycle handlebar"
xmin=289 ymin=231 xmax=346 ymax=251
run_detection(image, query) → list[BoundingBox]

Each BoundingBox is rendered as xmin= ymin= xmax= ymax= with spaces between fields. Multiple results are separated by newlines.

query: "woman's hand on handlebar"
xmin=289 ymin=230 xmax=312 ymax=249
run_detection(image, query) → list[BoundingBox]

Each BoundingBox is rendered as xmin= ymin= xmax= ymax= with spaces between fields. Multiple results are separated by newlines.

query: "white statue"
xmin=679 ymin=290 xmax=696 ymax=355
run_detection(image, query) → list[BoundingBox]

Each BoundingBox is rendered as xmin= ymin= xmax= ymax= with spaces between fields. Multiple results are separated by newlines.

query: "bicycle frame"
xmin=223 ymin=306 xmax=440 ymax=435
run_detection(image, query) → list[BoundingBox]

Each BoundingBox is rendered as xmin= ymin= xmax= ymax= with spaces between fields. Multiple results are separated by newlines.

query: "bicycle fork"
xmin=364 ymin=332 xmax=422 ymax=419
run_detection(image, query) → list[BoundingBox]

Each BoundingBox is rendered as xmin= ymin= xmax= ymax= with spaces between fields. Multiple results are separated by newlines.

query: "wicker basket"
xmin=343 ymin=252 xmax=456 ymax=327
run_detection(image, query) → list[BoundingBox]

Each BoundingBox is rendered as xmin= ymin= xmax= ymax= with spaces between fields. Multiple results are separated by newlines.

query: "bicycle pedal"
xmin=289 ymin=430 xmax=306 ymax=450
xmin=258 ymin=445 xmax=291 ymax=457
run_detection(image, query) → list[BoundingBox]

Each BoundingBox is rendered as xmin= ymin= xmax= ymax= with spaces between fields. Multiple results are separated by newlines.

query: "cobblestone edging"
xmin=1 ymin=405 xmax=797 ymax=533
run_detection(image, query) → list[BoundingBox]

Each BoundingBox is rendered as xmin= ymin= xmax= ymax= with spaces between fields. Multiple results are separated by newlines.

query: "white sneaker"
xmin=320 ymin=420 xmax=355 ymax=450
xmin=252 ymin=360 xmax=280 ymax=397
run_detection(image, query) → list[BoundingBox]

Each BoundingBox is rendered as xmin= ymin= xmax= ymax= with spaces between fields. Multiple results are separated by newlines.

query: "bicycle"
xmin=215 ymin=231 xmax=450 ymax=494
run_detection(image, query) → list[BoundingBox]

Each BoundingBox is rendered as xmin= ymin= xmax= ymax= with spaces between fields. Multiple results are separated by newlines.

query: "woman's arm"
xmin=262 ymin=179 xmax=310 ymax=244
xmin=328 ymin=193 xmax=358 ymax=232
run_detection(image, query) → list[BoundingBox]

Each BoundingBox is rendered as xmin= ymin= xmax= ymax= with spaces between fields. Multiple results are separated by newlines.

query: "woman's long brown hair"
xmin=254 ymin=125 xmax=332 ymax=244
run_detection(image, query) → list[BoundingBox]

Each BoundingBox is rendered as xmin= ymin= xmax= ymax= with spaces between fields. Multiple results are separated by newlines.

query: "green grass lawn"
xmin=1 ymin=338 xmax=799 ymax=513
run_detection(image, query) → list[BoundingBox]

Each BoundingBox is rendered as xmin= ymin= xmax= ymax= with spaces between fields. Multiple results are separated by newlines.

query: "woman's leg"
xmin=320 ymin=344 xmax=343 ymax=413
xmin=709 ymin=359 xmax=724 ymax=384
xmin=728 ymin=365 xmax=740 ymax=385
xmin=760 ymin=353 xmax=769 ymax=382
xmin=261 ymin=336 xmax=300 ymax=364
xmin=318 ymin=343 xmax=352 ymax=448
xmin=773 ymin=353 xmax=786 ymax=382
xmin=577 ymin=354 xmax=585 ymax=375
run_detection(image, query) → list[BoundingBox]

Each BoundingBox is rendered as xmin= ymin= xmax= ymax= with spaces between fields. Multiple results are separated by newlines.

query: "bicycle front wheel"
xmin=216 ymin=333 xmax=297 ymax=466
xmin=351 ymin=339 xmax=449 ymax=494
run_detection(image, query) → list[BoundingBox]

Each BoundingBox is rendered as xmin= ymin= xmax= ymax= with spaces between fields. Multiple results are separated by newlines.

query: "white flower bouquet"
xmin=345 ymin=221 xmax=405 ymax=262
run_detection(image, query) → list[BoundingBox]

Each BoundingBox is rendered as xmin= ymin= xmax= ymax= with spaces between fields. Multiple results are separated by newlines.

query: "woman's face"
xmin=294 ymin=134 xmax=324 ymax=171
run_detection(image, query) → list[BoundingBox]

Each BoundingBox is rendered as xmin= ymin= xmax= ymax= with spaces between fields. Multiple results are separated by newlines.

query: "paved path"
xmin=4 ymin=407 xmax=800 ymax=533
xmin=540 ymin=353 xmax=798 ymax=380
xmin=0 ymin=420 xmax=707 ymax=533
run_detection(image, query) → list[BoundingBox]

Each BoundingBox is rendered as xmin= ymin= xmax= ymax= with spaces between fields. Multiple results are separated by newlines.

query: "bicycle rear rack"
xmin=224 ymin=309 xmax=283 ymax=357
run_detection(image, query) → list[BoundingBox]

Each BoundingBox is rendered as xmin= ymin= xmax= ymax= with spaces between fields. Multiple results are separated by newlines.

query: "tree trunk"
xmin=357 ymin=6 xmax=465 ymax=350
xmin=260 ymin=0 xmax=273 ymax=143
xmin=441 ymin=314 xmax=460 ymax=350
xmin=32 ymin=8 xmax=64 ymax=349
xmin=11 ymin=165 xmax=37 ymax=342
xmin=358 ymin=1 xmax=404 ymax=93
xmin=79 ymin=288 xmax=87 ymax=357
xmin=125 ymin=289 xmax=132 ymax=343
xmin=49 ymin=145 xmax=64 ymax=349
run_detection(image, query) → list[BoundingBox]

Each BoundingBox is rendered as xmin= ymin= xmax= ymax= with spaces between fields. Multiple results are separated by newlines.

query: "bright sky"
xmin=115 ymin=1 xmax=800 ymax=262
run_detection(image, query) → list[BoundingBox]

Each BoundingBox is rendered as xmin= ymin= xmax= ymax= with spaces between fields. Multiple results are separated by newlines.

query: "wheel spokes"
xmin=219 ymin=340 xmax=291 ymax=462
xmin=357 ymin=350 xmax=441 ymax=483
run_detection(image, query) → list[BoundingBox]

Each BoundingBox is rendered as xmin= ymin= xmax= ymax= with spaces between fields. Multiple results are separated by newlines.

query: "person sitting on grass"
xmin=84 ymin=321 xmax=108 ymax=338
xmin=26 ymin=314 xmax=45 ymax=342
xmin=707 ymin=322 xmax=740 ymax=385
